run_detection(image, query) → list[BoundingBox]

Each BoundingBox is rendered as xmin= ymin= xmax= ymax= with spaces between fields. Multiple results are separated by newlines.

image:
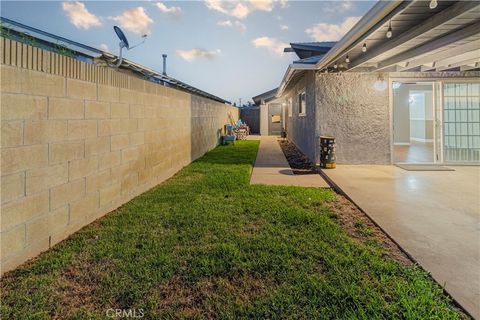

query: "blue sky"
xmin=1 ymin=1 xmax=375 ymax=104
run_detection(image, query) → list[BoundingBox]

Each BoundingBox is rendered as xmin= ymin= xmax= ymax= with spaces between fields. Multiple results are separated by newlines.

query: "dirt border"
xmin=278 ymin=139 xmax=413 ymax=265
xmin=320 ymin=169 xmax=472 ymax=319
xmin=278 ymin=138 xmax=469 ymax=317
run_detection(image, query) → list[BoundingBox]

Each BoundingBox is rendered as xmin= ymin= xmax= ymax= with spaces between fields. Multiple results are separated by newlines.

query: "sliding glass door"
xmin=443 ymin=82 xmax=480 ymax=163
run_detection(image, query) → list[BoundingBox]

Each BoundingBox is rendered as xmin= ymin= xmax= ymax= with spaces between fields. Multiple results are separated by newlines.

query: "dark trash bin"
xmin=319 ymin=136 xmax=336 ymax=169
xmin=281 ymin=128 xmax=287 ymax=140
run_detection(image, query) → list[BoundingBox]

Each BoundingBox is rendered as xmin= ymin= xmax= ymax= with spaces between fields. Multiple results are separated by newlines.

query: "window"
xmin=287 ymin=97 xmax=292 ymax=117
xmin=443 ymin=83 xmax=480 ymax=163
xmin=299 ymin=91 xmax=306 ymax=116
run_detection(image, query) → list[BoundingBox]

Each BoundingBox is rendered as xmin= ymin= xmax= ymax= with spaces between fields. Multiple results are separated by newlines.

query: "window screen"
xmin=443 ymin=83 xmax=480 ymax=162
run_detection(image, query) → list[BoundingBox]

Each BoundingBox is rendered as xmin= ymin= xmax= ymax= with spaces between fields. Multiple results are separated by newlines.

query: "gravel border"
xmin=278 ymin=139 xmax=317 ymax=175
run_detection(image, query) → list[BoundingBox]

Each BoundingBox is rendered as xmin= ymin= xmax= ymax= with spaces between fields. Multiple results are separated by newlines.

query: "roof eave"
xmin=314 ymin=0 xmax=404 ymax=71
xmin=276 ymin=63 xmax=315 ymax=98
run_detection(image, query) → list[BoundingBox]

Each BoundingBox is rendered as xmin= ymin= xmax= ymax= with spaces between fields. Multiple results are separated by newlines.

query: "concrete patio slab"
xmin=250 ymin=136 xmax=329 ymax=188
xmin=321 ymin=165 xmax=480 ymax=318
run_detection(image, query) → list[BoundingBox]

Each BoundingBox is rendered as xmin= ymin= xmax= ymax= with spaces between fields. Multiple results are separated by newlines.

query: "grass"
xmin=0 ymin=141 xmax=462 ymax=319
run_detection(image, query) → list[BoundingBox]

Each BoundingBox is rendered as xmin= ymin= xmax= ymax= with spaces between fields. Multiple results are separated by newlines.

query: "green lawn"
xmin=1 ymin=141 xmax=462 ymax=319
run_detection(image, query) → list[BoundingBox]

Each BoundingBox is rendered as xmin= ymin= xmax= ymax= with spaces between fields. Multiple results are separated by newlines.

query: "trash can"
xmin=319 ymin=136 xmax=336 ymax=169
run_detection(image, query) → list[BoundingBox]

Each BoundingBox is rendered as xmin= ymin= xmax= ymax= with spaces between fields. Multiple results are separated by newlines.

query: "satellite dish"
xmin=114 ymin=26 xmax=129 ymax=49
xmin=111 ymin=26 xmax=147 ymax=68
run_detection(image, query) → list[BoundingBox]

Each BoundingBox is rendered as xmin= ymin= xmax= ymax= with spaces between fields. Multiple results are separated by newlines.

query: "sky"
xmin=1 ymin=0 xmax=375 ymax=104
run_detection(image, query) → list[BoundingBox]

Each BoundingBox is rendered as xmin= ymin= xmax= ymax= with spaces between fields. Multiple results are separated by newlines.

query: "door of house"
xmin=268 ymin=104 xmax=282 ymax=136
xmin=392 ymin=80 xmax=480 ymax=164
xmin=392 ymin=81 xmax=435 ymax=163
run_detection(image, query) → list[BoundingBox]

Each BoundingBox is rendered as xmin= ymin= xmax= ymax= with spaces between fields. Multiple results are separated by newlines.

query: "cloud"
xmin=324 ymin=1 xmax=354 ymax=13
xmin=155 ymin=2 xmax=182 ymax=17
xmin=205 ymin=0 xmax=282 ymax=19
xmin=305 ymin=16 xmax=361 ymax=41
xmin=99 ymin=43 xmax=110 ymax=52
xmin=218 ymin=20 xmax=233 ymax=27
xmin=252 ymin=36 xmax=288 ymax=56
xmin=176 ymin=48 xmax=221 ymax=62
xmin=231 ymin=3 xmax=249 ymax=19
xmin=62 ymin=2 xmax=101 ymax=29
xmin=340 ymin=1 xmax=353 ymax=10
xmin=112 ymin=7 xmax=154 ymax=35
xmin=280 ymin=24 xmax=289 ymax=31
xmin=205 ymin=0 xmax=229 ymax=15
xmin=218 ymin=20 xmax=247 ymax=33
xmin=279 ymin=0 xmax=289 ymax=8
xmin=249 ymin=0 xmax=274 ymax=11
xmin=234 ymin=21 xmax=247 ymax=33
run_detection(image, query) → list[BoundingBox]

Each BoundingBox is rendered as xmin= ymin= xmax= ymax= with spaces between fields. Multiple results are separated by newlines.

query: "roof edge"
xmin=314 ymin=1 xmax=404 ymax=70
xmin=276 ymin=63 xmax=315 ymax=98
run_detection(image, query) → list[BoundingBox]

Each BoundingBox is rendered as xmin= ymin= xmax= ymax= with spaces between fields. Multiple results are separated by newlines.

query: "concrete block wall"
xmin=0 ymin=38 xmax=238 ymax=274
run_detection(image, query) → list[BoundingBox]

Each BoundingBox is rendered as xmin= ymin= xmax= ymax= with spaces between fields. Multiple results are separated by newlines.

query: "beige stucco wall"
xmin=0 ymin=38 xmax=238 ymax=274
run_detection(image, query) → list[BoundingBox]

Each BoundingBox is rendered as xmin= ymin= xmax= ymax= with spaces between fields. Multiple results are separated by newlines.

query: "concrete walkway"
xmin=250 ymin=136 xmax=329 ymax=188
xmin=322 ymin=165 xmax=480 ymax=319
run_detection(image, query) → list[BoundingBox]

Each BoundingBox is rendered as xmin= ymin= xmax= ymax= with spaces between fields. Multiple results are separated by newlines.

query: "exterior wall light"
xmin=373 ymin=75 xmax=387 ymax=91
xmin=429 ymin=0 xmax=438 ymax=9
xmin=386 ymin=21 xmax=393 ymax=38
xmin=362 ymin=43 xmax=367 ymax=52
xmin=345 ymin=55 xmax=350 ymax=63
xmin=374 ymin=80 xmax=387 ymax=91
xmin=333 ymin=62 xmax=338 ymax=69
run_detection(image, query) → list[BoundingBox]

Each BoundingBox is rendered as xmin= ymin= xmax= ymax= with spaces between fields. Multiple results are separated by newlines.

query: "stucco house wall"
xmin=259 ymin=103 xmax=268 ymax=136
xmin=284 ymin=71 xmax=317 ymax=162
xmin=314 ymin=72 xmax=391 ymax=164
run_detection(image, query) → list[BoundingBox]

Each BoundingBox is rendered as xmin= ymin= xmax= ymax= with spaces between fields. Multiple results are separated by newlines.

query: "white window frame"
xmin=299 ymin=90 xmax=306 ymax=116
xmin=287 ymin=97 xmax=292 ymax=117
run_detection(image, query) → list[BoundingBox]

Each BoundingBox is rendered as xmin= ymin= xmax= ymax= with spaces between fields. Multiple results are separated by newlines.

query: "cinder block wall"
xmin=0 ymin=38 xmax=238 ymax=274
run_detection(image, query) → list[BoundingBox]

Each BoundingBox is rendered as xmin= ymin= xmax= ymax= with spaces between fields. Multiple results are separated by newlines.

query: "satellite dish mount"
xmin=111 ymin=26 xmax=147 ymax=68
